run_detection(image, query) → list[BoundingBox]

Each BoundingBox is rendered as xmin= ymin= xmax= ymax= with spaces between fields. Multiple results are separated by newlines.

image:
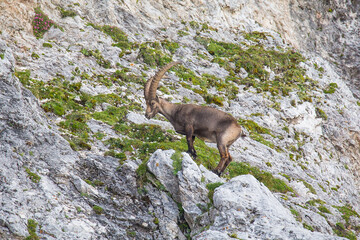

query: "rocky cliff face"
xmin=1 ymin=0 xmax=360 ymax=239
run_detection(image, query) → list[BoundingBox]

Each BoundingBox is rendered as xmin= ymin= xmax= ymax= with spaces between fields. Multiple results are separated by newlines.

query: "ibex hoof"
xmin=212 ymin=169 xmax=221 ymax=177
xmin=186 ymin=150 xmax=197 ymax=159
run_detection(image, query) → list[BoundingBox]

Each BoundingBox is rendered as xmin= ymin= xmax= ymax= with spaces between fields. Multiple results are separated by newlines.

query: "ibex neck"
xmin=158 ymin=98 xmax=177 ymax=123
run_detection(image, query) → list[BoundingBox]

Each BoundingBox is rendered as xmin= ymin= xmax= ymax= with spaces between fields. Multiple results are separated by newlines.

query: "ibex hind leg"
xmin=221 ymin=152 xmax=232 ymax=174
xmin=213 ymin=125 xmax=241 ymax=176
xmin=213 ymin=143 xmax=228 ymax=176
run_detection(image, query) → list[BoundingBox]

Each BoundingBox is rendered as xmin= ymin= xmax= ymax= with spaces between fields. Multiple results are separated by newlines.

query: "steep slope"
xmin=1 ymin=0 xmax=360 ymax=239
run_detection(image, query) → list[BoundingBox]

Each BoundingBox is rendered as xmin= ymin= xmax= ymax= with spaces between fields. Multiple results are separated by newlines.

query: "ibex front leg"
xmin=185 ymin=125 xmax=197 ymax=159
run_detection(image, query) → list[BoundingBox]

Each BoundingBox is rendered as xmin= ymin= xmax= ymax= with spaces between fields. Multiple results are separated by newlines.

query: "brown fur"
xmin=144 ymin=62 xmax=243 ymax=176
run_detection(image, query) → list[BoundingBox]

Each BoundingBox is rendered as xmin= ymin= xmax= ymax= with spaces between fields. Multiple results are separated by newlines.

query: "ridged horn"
xmin=144 ymin=76 xmax=153 ymax=102
xmin=147 ymin=61 xmax=181 ymax=101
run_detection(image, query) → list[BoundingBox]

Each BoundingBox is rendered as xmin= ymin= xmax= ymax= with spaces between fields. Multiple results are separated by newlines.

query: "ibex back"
xmin=144 ymin=61 xmax=243 ymax=176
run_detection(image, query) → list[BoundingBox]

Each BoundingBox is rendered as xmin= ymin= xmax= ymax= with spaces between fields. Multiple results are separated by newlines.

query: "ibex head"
xmin=144 ymin=61 xmax=181 ymax=119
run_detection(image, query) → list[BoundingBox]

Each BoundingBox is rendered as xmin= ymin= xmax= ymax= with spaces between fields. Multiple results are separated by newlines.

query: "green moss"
xmin=206 ymin=182 xmax=224 ymax=204
xmin=315 ymin=107 xmax=328 ymax=120
xmin=189 ymin=21 xmax=200 ymax=29
xmin=15 ymin=72 xmax=84 ymax=116
xmin=59 ymin=112 xmax=90 ymax=136
xmin=313 ymin=63 xmax=324 ymax=73
xmin=228 ymin=233 xmax=238 ymax=238
xmin=171 ymin=151 xmax=183 ymax=175
xmin=92 ymin=205 xmax=104 ymax=214
xmin=303 ymin=223 xmax=314 ymax=232
xmin=87 ymin=23 xmax=134 ymax=53
xmin=318 ymin=205 xmax=331 ymax=214
xmin=104 ymin=150 xmax=127 ymax=164
xmin=318 ymin=183 xmax=327 ymax=192
xmin=85 ymin=179 xmax=104 ymax=187
xmin=306 ymin=199 xmax=326 ymax=206
xmin=25 ymin=167 xmax=41 ymax=183
xmin=127 ymin=231 xmax=136 ymax=237
xmin=243 ymin=31 xmax=270 ymax=42
xmin=161 ymin=40 xmax=180 ymax=54
xmin=135 ymin=159 xmax=149 ymax=186
xmin=80 ymin=48 xmax=111 ymax=68
xmin=65 ymin=135 xmax=91 ymax=151
xmin=59 ymin=7 xmax=77 ymax=18
xmin=92 ymin=106 xmax=127 ymax=126
xmin=301 ymin=180 xmax=317 ymax=194
xmin=227 ymin=162 xmax=294 ymax=193
xmin=42 ymin=42 xmax=53 ymax=48
xmin=177 ymin=30 xmax=189 ymax=37
xmin=195 ymin=36 xmax=315 ymax=101
xmin=31 ymin=52 xmax=40 ymax=59
xmin=42 ymin=101 xmax=65 ymax=116
xmin=15 ymin=70 xmax=110 ymax=152
xmin=15 ymin=69 xmax=31 ymax=85
xmin=323 ymin=83 xmax=338 ymax=94
xmin=333 ymin=204 xmax=360 ymax=226
xmin=137 ymin=42 xmax=172 ymax=67
xmin=112 ymin=68 xmax=145 ymax=85
xmin=333 ymin=222 xmax=357 ymax=240
xmin=238 ymin=118 xmax=272 ymax=135
xmin=25 ymin=219 xmax=39 ymax=240
xmin=290 ymin=208 xmax=302 ymax=222
xmin=126 ymin=129 xmax=218 ymax=184
xmin=238 ymin=118 xmax=281 ymax=151
xmin=266 ymin=162 xmax=272 ymax=167
xmin=282 ymin=126 xmax=290 ymax=133
xmin=204 ymin=94 xmax=224 ymax=106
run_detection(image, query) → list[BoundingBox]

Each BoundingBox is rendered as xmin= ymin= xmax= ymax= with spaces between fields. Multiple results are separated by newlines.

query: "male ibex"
xmin=144 ymin=61 xmax=243 ymax=176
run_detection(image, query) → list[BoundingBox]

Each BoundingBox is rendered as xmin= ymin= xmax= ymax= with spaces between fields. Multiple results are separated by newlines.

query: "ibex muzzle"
xmin=144 ymin=61 xmax=243 ymax=176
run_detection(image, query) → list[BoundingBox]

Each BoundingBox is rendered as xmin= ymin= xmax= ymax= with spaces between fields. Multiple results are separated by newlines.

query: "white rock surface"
xmin=0 ymin=0 xmax=359 ymax=239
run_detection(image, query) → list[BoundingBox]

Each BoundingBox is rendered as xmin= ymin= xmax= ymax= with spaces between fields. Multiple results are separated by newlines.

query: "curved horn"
xmin=144 ymin=76 xmax=153 ymax=102
xmin=148 ymin=61 xmax=181 ymax=101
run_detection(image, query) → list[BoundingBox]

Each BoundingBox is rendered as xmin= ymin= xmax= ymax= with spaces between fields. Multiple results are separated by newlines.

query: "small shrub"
xmin=32 ymin=8 xmax=55 ymax=38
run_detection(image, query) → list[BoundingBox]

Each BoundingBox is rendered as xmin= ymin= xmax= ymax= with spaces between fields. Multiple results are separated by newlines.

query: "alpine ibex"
xmin=144 ymin=61 xmax=243 ymax=176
